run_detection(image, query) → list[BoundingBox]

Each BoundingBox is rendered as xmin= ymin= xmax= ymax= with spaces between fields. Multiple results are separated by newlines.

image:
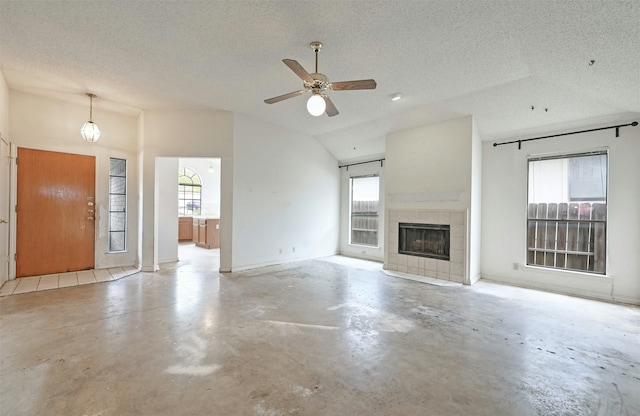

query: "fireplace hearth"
xmin=398 ymin=223 xmax=450 ymax=260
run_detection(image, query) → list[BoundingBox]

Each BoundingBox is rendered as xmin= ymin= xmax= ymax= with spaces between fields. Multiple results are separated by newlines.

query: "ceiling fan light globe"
xmin=81 ymin=121 xmax=101 ymax=142
xmin=307 ymin=94 xmax=326 ymax=116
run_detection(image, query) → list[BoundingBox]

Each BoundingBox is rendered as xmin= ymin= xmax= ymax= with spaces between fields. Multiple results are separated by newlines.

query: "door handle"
xmin=87 ymin=217 xmax=94 ymax=221
xmin=0 ymin=219 xmax=7 ymax=224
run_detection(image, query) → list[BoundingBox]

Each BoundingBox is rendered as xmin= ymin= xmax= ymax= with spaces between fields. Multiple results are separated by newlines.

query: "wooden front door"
xmin=16 ymin=148 xmax=96 ymax=277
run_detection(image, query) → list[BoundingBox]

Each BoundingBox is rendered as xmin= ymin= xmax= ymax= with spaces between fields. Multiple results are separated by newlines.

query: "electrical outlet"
xmin=513 ymin=262 xmax=520 ymax=270
xmin=292 ymin=247 xmax=295 ymax=253
xmin=361 ymin=250 xmax=366 ymax=255
xmin=279 ymin=248 xmax=283 ymax=254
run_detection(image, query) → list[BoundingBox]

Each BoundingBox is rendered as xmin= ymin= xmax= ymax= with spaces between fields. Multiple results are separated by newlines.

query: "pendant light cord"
xmin=86 ymin=93 xmax=96 ymax=122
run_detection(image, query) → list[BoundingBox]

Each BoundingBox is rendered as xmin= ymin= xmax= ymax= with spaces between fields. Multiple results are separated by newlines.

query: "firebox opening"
xmin=398 ymin=223 xmax=450 ymax=260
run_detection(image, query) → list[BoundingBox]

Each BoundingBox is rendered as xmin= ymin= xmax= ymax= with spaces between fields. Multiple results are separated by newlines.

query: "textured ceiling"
xmin=1 ymin=0 xmax=638 ymax=162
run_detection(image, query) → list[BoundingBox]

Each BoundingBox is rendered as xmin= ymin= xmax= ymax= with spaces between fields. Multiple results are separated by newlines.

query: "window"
xmin=109 ymin=158 xmax=127 ymax=252
xmin=179 ymin=167 xmax=202 ymax=216
xmin=527 ymin=151 xmax=607 ymax=274
xmin=350 ymin=175 xmax=379 ymax=246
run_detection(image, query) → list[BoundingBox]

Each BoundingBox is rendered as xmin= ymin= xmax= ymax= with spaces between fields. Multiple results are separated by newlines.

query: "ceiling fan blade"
xmin=330 ymin=79 xmax=377 ymax=91
xmin=283 ymin=59 xmax=314 ymax=83
xmin=323 ymin=95 xmax=339 ymax=117
xmin=264 ymin=90 xmax=306 ymax=104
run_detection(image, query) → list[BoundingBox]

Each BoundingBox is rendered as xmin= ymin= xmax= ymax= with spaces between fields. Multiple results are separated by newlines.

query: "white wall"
xmin=386 ymin=116 xmax=473 ymax=211
xmin=8 ymin=90 xmax=139 ymax=270
xmin=481 ymin=119 xmax=640 ymax=305
xmin=0 ymin=71 xmax=8 ymax=134
xmin=231 ymin=113 xmax=340 ymax=270
xmin=157 ymin=157 xmax=179 ymax=264
xmin=470 ymin=118 xmax=482 ymax=284
xmin=339 ymin=161 xmax=385 ymax=262
xmin=138 ymin=109 xmax=234 ymax=272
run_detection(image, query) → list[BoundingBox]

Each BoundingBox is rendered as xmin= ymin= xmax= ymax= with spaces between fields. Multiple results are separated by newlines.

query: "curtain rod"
xmin=338 ymin=158 xmax=385 ymax=170
xmin=493 ymin=121 xmax=638 ymax=150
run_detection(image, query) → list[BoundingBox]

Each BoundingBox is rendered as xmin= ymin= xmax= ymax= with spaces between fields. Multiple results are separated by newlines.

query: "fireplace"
xmin=398 ymin=223 xmax=450 ymax=260
xmin=387 ymin=210 xmax=466 ymax=283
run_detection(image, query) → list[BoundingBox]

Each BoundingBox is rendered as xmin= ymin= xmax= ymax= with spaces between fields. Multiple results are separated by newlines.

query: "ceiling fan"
xmin=264 ymin=42 xmax=377 ymax=117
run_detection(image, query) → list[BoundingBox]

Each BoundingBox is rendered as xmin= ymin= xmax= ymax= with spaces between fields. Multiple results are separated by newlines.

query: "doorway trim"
xmin=6 ymin=141 xmax=17 ymax=280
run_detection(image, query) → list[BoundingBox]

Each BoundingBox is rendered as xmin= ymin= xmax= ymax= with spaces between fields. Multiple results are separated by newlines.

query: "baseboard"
xmin=480 ymin=275 xmax=639 ymax=306
xmin=158 ymin=257 xmax=179 ymax=264
xmin=611 ymin=294 xmax=640 ymax=306
xmin=469 ymin=272 xmax=481 ymax=285
xmin=227 ymin=252 xmax=339 ymax=273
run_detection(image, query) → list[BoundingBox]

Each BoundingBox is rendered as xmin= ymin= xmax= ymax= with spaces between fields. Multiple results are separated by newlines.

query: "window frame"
xmin=108 ymin=157 xmax=127 ymax=253
xmin=526 ymin=150 xmax=608 ymax=275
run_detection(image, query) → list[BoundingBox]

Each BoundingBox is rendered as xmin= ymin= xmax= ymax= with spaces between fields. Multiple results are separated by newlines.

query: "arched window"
xmin=178 ymin=167 xmax=202 ymax=215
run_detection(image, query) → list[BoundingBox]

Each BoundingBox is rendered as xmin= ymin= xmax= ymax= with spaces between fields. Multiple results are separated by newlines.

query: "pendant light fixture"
xmin=81 ymin=93 xmax=101 ymax=142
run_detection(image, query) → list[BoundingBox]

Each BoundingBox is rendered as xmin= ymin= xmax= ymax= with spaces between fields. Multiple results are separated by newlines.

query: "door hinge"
xmin=14 ymin=253 xmax=17 ymax=261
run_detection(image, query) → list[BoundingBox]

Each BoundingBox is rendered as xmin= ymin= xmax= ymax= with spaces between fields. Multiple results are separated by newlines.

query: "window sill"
xmin=522 ymin=264 xmax=610 ymax=280
xmin=349 ymin=243 xmax=380 ymax=249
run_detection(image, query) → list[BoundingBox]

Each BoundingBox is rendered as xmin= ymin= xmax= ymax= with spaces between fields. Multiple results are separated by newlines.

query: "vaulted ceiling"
xmin=1 ymin=1 xmax=638 ymax=162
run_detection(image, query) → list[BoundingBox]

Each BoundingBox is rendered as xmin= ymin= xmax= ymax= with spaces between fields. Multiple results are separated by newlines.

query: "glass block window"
xmin=109 ymin=158 xmax=127 ymax=252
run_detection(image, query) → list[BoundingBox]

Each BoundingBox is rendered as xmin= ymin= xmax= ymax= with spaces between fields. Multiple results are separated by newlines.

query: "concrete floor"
xmin=1 ymin=243 xmax=639 ymax=415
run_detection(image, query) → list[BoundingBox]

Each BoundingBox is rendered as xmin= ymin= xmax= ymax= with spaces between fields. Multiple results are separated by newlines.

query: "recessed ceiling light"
xmin=391 ymin=93 xmax=402 ymax=101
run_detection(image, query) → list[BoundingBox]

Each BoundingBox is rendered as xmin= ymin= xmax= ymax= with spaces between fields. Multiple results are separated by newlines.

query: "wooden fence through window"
xmin=527 ymin=202 xmax=606 ymax=274
xmin=351 ymin=200 xmax=379 ymax=246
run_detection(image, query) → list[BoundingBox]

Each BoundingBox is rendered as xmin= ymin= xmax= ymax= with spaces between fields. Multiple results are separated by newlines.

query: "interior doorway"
xmin=157 ymin=157 xmax=221 ymax=267
xmin=16 ymin=148 xmax=96 ymax=277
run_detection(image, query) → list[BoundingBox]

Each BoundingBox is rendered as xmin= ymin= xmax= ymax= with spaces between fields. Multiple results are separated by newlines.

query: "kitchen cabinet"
xmin=193 ymin=218 xmax=220 ymax=249
xmin=178 ymin=217 xmax=193 ymax=241
xmin=192 ymin=220 xmax=199 ymax=244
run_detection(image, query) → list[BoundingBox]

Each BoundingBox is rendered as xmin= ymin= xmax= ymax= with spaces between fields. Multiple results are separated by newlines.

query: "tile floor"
xmin=0 ymin=265 xmax=140 ymax=297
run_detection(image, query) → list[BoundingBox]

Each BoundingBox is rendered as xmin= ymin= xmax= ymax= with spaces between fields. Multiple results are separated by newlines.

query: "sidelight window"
xmin=108 ymin=158 xmax=127 ymax=252
xmin=527 ymin=151 xmax=608 ymax=274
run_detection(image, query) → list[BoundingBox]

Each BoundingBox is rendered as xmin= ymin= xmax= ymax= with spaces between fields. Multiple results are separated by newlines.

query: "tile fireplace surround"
xmin=386 ymin=209 xmax=467 ymax=284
